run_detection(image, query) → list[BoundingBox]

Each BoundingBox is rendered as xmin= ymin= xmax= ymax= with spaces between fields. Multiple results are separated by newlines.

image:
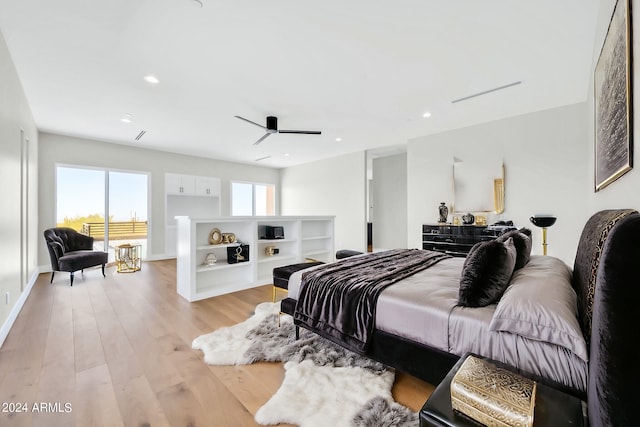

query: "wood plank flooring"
xmin=0 ymin=260 xmax=434 ymax=427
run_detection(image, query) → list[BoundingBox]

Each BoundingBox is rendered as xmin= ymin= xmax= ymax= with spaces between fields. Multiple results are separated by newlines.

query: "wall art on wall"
xmin=594 ymin=0 xmax=633 ymax=192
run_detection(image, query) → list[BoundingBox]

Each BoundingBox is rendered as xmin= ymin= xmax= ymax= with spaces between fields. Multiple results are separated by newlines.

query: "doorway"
xmin=56 ymin=165 xmax=149 ymax=262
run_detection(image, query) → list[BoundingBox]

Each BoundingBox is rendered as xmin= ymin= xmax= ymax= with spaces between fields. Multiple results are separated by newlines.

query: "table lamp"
xmin=529 ymin=215 xmax=557 ymax=255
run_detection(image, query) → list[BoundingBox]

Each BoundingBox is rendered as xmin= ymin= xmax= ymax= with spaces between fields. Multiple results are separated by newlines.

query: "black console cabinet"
xmin=422 ymin=224 xmax=514 ymax=257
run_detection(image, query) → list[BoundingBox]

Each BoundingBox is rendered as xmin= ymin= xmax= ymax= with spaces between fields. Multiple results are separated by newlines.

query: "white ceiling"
xmin=0 ymin=0 xmax=601 ymax=168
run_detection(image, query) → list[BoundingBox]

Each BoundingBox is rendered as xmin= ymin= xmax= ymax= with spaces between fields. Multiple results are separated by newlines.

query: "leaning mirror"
xmin=453 ymin=160 xmax=504 ymax=214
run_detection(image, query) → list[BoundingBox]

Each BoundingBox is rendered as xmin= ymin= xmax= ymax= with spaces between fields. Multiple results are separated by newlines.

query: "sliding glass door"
xmin=56 ymin=166 xmax=148 ymax=262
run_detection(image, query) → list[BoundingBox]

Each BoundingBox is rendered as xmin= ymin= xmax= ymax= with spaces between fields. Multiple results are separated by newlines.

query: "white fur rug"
xmin=192 ymin=301 xmax=282 ymax=365
xmin=192 ymin=302 xmax=417 ymax=427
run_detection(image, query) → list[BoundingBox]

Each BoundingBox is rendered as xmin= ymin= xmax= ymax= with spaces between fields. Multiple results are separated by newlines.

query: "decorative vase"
xmin=438 ymin=202 xmax=448 ymax=223
xmin=462 ymin=213 xmax=475 ymax=225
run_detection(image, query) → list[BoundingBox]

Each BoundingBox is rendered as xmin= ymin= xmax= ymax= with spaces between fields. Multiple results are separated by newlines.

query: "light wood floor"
xmin=0 ymin=259 xmax=434 ymax=427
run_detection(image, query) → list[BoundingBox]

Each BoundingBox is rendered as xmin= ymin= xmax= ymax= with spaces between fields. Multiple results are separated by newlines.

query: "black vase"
xmin=438 ymin=202 xmax=448 ymax=223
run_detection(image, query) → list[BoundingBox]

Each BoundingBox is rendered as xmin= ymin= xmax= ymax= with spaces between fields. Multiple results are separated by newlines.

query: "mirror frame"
xmin=452 ymin=161 xmax=505 ymax=214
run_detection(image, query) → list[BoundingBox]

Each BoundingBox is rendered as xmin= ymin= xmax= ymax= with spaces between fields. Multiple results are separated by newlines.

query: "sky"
xmin=56 ymin=166 xmax=148 ymax=223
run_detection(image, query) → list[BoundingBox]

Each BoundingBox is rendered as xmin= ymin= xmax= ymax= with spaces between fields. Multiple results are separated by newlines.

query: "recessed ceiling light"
xmin=144 ymin=75 xmax=159 ymax=84
xmin=190 ymin=0 xmax=203 ymax=8
xmin=284 ymin=153 xmax=290 ymax=157
xmin=336 ymin=137 xmax=342 ymax=142
xmin=422 ymin=112 xmax=432 ymax=118
xmin=121 ymin=113 xmax=133 ymax=123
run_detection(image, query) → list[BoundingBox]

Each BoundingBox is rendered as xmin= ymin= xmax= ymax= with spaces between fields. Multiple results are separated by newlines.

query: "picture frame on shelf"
xmin=594 ymin=0 xmax=633 ymax=192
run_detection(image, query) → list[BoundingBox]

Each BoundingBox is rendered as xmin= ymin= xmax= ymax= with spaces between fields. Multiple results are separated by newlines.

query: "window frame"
xmin=230 ymin=181 xmax=276 ymax=216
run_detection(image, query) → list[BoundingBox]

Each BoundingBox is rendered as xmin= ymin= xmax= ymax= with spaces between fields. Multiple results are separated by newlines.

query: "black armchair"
xmin=43 ymin=227 xmax=108 ymax=286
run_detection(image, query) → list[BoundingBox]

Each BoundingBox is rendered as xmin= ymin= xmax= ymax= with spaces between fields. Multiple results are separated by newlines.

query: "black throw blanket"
xmin=293 ymin=249 xmax=450 ymax=353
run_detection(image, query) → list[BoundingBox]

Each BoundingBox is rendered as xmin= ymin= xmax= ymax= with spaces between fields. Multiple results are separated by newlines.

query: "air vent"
xmin=452 ymin=81 xmax=522 ymax=104
xmin=135 ymin=130 xmax=146 ymax=141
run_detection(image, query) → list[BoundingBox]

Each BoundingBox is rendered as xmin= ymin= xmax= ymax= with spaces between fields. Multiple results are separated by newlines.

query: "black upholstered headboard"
xmin=572 ymin=209 xmax=640 ymax=426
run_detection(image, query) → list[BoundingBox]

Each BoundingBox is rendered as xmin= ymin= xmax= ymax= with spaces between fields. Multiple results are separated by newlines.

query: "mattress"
xmin=286 ymin=254 xmax=588 ymax=392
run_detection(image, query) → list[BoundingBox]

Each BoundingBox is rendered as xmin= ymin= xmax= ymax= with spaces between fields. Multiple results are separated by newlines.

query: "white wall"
xmin=0 ymin=29 xmax=39 ymax=344
xmin=280 ymin=151 xmax=366 ymax=252
xmin=38 ymin=132 xmax=280 ymax=266
xmin=371 ymin=153 xmax=407 ymax=249
xmin=408 ymin=103 xmax=589 ymax=266
xmin=587 ymin=0 xmax=640 ymax=212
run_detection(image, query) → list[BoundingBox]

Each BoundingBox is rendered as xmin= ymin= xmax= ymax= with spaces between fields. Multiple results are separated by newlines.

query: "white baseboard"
xmin=144 ymin=254 xmax=176 ymax=261
xmin=0 ymin=267 xmax=40 ymax=348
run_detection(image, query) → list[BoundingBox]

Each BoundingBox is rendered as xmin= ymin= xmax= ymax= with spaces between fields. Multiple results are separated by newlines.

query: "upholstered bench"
xmin=272 ymin=261 xmax=325 ymax=301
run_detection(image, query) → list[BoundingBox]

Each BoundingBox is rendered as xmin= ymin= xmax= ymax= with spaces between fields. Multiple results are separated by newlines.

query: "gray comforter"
xmin=293 ymin=249 xmax=450 ymax=353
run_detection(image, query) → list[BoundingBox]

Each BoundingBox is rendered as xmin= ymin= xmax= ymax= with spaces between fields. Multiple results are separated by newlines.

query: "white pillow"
xmin=488 ymin=256 xmax=588 ymax=362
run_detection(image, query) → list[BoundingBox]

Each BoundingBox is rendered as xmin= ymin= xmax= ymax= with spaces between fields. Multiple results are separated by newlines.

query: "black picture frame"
xmin=594 ymin=0 xmax=633 ymax=192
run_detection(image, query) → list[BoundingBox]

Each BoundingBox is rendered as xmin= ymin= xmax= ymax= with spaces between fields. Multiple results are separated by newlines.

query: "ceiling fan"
xmin=234 ymin=115 xmax=321 ymax=145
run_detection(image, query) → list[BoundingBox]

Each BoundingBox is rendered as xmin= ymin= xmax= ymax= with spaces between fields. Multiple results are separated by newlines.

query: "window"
xmin=56 ymin=165 xmax=149 ymax=261
xmin=231 ymin=182 xmax=275 ymax=216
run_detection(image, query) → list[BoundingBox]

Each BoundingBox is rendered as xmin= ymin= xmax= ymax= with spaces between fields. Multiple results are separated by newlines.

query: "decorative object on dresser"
xmin=422 ymin=223 xmax=516 ymax=257
xmin=529 ymin=214 xmax=557 ymax=255
xmin=461 ymin=213 xmax=475 ymax=225
xmin=438 ymin=202 xmax=449 ymax=223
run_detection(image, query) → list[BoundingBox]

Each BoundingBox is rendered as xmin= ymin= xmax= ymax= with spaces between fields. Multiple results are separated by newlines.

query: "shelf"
xmin=196 ymin=243 xmax=243 ymax=250
xmin=301 ymin=235 xmax=331 ymax=241
xmin=257 ymin=238 xmax=296 ymax=243
xmin=257 ymin=255 xmax=297 ymax=264
xmin=196 ymin=261 xmax=252 ymax=273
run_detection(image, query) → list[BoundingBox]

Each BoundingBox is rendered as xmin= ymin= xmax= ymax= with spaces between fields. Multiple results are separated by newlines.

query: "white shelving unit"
xmin=165 ymin=173 xmax=221 ymax=257
xmin=176 ymin=216 xmax=334 ymax=302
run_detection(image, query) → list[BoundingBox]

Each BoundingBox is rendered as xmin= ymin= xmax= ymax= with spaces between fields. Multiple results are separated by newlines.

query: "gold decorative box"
xmin=450 ymin=356 xmax=536 ymax=427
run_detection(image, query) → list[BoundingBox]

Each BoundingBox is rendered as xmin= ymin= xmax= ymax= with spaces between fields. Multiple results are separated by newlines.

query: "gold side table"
xmin=115 ymin=243 xmax=142 ymax=273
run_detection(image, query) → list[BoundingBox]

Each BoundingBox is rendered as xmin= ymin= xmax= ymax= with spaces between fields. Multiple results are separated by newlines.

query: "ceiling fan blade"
xmin=253 ymin=133 xmax=272 ymax=145
xmin=235 ymin=115 xmax=267 ymax=130
xmin=278 ymin=130 xmax=322 ymax=135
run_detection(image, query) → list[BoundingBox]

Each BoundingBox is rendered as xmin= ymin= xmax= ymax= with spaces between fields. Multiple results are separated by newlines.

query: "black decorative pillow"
xmin=458 ymin=237 xmax=517 ymax=307
xmin=495 ymin=228 xmax=532 ymax=270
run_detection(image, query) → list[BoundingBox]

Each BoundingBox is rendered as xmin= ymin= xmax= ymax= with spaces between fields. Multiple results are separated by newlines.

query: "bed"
xmin=279 ymin=209 xmax=640 ymax=425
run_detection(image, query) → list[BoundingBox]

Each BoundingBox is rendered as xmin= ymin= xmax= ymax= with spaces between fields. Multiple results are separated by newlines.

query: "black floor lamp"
xmin=530 ymin=215 xmax=557 ymax=255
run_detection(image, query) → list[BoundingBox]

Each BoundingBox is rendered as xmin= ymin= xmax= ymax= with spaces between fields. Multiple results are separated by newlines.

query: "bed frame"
xmin=280 ymin=209 xmax=640 ymax=426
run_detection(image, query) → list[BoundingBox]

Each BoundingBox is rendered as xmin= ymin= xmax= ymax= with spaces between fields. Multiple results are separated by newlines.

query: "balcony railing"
xmin=81 ymin=221 xmax=148 ymax=241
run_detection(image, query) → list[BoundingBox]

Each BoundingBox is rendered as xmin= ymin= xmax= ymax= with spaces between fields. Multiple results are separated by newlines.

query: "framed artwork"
xmin=594 ymin=0 xmax=633 ymax=192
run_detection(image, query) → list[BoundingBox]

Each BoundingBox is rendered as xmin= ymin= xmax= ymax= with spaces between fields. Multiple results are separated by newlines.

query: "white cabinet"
xmin=176 ymin=216 xmax=334 ymax=302
xmin=195 ymin=177 xmax=219 ymax=197
xmin=165 ymin=173 xmax=222 ymax=256
xmin=166 ymin=173 xmax=196 ymax=195
xmin=166 ymin=173 xmax=219 ymax=197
